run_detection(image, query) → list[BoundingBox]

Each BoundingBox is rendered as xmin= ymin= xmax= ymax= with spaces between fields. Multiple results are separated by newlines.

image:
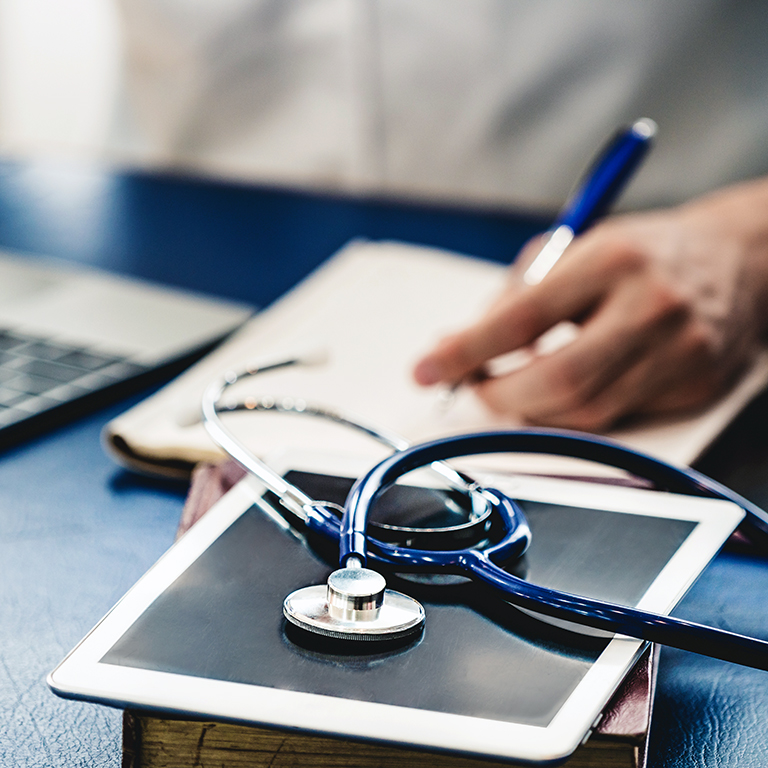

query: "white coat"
xmin=111 ymin=0 xmax=768 ymax=209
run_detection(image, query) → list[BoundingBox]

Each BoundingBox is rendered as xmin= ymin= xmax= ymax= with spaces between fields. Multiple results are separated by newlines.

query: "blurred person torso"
xmin=111 ymin=0 xmax=768 ymax=210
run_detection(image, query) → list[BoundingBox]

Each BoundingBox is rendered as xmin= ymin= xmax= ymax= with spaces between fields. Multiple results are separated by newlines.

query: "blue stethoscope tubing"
xmin=315 ymin=429 xmax=768 ymax=670
xmin=201 ymin=361 xmax=768 ymax=668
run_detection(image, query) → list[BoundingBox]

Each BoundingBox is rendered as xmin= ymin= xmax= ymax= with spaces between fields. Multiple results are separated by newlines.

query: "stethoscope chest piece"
xmin=283 ymin=567 xmax=425 ymax=641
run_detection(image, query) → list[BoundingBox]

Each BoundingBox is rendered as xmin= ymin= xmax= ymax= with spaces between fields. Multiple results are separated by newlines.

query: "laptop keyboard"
xmin=0 ymin=329 xmax=150 ymax=430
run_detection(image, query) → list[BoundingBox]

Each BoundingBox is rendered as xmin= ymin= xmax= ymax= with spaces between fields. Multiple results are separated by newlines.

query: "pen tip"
xmin=632 ymin=118 xmax=658 ymax=140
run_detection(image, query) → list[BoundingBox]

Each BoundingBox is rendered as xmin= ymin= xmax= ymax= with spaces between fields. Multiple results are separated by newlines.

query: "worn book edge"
xmin=122 ymin=646 xmax=656 ymax=768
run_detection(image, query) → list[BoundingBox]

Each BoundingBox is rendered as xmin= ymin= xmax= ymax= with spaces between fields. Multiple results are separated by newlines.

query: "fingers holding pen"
xmin=413 ymin=119 xmax=663 ymax=422
xmin=412 ymin=220 xmax=736 ymax=429
xmin=413 ymin=231 xmax=649 ymax=388
xmin=416 ymin=178 xmax=768 ymax=429
xmin=473 ymin=260 xmax=693 ymax=428
xmin=488 ymin=310 xmax=749 ymax=431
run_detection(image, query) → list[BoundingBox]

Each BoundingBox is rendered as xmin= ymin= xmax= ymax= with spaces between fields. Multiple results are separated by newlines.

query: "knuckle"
xmin=524 ymin=400 xmax=615 ymax=431
xmin=589 ymin=232 xmax=648 ymax=276
xmin=475 ymin=380 xmax=517 ymax=417
xmin=503 ymin=296 xmax=546 ymax=343
xmin=661 ymin=377 xmax=722 ymax=412
xmin=689 ymin=378 xmax=723 ymax=404
xmin=642 ymin=279 xmax=690 ymax=326
xmin=545 ymin=358 xmax=592 ymax=411
xmin=681 ymin=322 xmax=719 ymax=360
xmin=560 ymin=403 xmax=617 ymax=432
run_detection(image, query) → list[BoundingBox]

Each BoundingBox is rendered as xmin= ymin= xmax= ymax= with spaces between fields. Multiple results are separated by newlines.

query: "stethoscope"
xmin=202 ymin=356 xmax=768 ymax=671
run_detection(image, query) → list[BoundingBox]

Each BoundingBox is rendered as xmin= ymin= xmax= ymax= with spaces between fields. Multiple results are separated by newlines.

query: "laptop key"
xmin=0 ymin=387 xmax=28 ymax=407
xmin=45 ymin=383 xmax=94 ymax=402
xmin=0 ymin=331 xmax=34 ymax=352
xmin=16 ymin=340 xmax=80 ymax=361
xmin=4 ymin=373 xmax=60 ymax=395
xmin=56 ymin=349 xmax=120 ymax=371
xmin=14 ymin=396 xmax=62 ymax=415
xmin=12 ymin=359 xmax=88 ymax=382
xmin=0 ymin=406 xmax=29 ymax=426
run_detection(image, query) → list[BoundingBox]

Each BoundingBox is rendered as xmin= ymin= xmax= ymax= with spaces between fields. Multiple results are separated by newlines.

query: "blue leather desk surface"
xmin=0 ymin=159 xmax=767 ymax=767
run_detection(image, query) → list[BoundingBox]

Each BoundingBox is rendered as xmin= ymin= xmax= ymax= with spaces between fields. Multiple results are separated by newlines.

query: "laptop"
xmin=0 ymin=248 xmax=253 ymax=447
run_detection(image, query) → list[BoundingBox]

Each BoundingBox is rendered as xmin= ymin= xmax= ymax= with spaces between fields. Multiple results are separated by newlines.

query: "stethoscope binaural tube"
xmin=201 ymin=356 xmax=497 ymax=542
xmin=341 ymin=430 xmax=768 ymax=559
xmin=338 ymin=429 xmax=768 ymax=670
xmin=201 ymin=359 xmax=768 ymax=667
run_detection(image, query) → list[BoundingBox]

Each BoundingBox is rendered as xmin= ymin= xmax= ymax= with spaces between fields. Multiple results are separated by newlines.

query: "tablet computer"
xmin=49 ymin=450 xmax=742 ymax=764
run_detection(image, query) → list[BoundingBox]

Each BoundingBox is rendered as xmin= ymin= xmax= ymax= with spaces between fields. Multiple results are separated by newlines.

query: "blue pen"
xmin=523 ymin=117 xmax=657 ymax=285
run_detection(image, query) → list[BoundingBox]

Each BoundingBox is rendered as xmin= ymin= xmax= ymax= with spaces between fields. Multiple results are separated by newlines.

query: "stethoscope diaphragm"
xmin=283 ymin=565 xmax=425 ymax=641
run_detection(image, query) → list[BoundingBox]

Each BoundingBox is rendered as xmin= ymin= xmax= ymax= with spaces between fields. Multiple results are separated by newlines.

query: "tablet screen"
xmin=50 ymin=457 xmax=741 ymax=763
xmin=100 ymin=470 xmax=695 ymax=728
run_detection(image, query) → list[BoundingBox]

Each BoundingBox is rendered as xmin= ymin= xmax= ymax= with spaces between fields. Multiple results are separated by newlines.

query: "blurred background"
xmin=0 ymin=0 xmax=120 ymax=161
xmin=3 ymin=2 xmax=768 ymax=214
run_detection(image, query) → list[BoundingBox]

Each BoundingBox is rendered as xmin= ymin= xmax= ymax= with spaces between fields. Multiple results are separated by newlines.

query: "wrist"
xmin=680 ymin=178 xmax=768 ymax=335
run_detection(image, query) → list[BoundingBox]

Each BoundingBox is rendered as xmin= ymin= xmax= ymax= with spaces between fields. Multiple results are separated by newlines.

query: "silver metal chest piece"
xmin=283 ymin=566 xmax=425 ymax=641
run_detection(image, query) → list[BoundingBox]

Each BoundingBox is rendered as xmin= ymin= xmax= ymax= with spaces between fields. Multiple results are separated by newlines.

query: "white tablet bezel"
xmin=49 ymin=450 xmax=743 ymax=764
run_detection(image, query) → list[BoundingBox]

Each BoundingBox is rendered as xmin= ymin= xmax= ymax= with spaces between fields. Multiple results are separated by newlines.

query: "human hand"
xmin=413 ymin=179 xmax=768 ymax=430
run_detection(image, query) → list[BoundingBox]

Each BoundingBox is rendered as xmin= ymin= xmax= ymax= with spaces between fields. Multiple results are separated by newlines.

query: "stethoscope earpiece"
xmin=283 ymin=561 xmax=425 ymax=641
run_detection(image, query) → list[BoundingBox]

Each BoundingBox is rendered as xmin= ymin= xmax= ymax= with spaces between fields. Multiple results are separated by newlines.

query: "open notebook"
xmin=104 ymin=239 xmax=768 ymax=478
